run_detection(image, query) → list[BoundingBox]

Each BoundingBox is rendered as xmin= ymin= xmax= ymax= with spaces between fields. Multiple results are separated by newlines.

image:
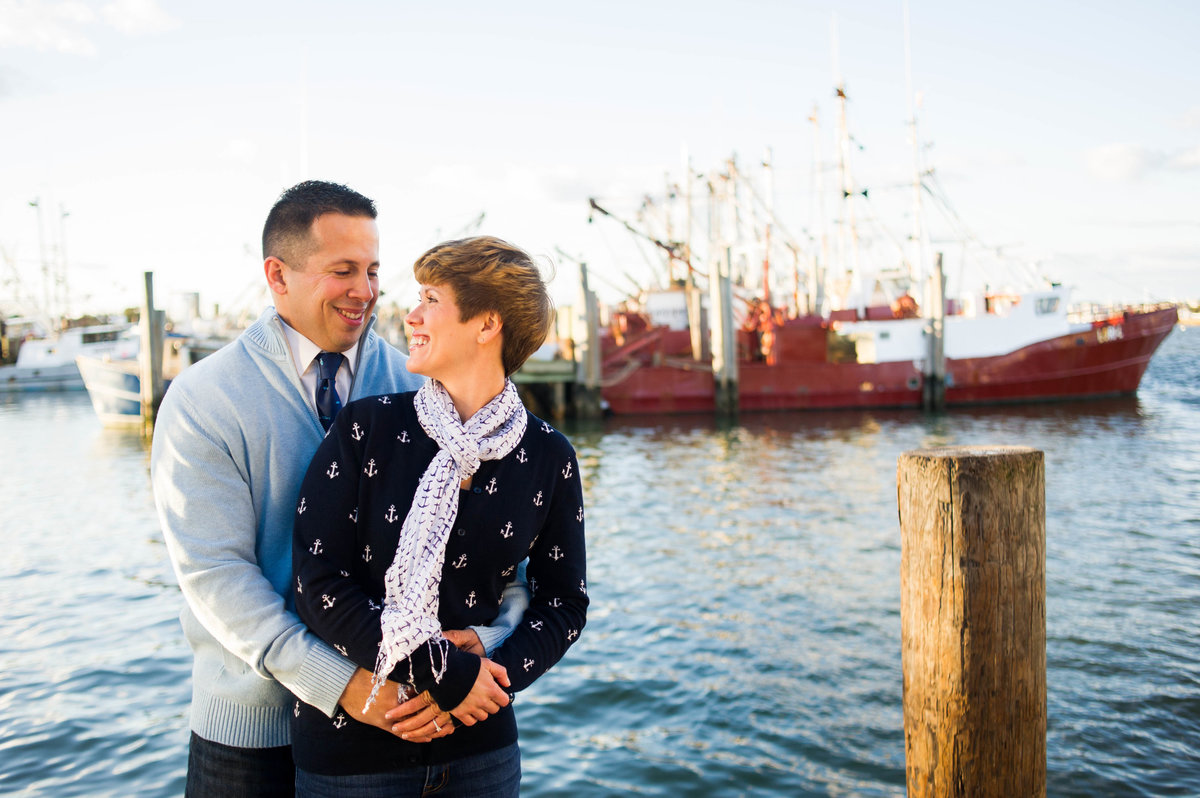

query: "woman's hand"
xmin=387 ymin=690 xmax=456 ymax=743
xmin=450 ymin=658 xmax=511 ymax=727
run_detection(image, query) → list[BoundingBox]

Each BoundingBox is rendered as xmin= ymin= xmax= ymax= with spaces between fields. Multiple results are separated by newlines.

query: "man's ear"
xmin=264 ymin=257 xmax=288 ymax=296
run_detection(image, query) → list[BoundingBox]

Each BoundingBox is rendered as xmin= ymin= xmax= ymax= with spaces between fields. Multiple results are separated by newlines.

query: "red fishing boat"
xmin=582 ymin=81 xmax=1177 ymax=415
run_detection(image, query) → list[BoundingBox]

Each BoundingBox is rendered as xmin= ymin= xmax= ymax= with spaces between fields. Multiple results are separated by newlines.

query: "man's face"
xmin=269 ymin=213 xmax=380 ymax=353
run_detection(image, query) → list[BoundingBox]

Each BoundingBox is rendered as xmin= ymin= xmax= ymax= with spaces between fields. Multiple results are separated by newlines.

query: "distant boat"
xmin=0 ymin=323 xmax=136 ymax=392
xmin=596 ymin=286 xmax=1178 ymax=414
xmin=76 ymin=333 xmax=228 ymax=427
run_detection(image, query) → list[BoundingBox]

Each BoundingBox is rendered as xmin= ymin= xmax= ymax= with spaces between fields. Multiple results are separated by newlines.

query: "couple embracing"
xmin=151 ymin=180 xmax=587 ymax=797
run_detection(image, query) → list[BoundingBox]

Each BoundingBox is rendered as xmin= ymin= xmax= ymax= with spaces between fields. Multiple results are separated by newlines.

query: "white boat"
xmin=0 ymin=323 xmax=136 ymax=392
xmin=76 ymin=333 xmax=229 ymax=427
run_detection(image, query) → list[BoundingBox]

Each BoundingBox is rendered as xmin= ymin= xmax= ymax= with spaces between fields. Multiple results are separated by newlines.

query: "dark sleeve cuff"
xmin=424 ymin=646 xmax=480 ymax=712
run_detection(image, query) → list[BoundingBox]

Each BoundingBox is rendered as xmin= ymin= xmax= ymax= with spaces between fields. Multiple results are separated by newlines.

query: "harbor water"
xmin=2 ymin=329 xmax=1198 ymax=797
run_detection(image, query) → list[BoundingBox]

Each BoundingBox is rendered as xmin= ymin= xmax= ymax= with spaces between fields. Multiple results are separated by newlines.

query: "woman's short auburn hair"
xmin=413 ymin=236 xmax=554 ymax=376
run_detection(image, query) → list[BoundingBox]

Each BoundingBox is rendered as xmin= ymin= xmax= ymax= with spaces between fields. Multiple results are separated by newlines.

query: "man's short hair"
xmin=262 ymin=180 xmax=377 ymax=264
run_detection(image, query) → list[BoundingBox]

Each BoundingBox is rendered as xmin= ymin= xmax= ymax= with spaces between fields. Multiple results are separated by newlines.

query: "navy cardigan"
xmin=291 ymin=391 xmax=587 ymax=773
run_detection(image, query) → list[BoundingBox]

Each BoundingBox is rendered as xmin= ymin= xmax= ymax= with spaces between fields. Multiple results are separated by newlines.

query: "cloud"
xmin=1174 ymin=107 xmax=1200 ymax=131
xmin=1085 ymin=143 xmax=1167 ymax=182
xmin=0 ymin=0 xmax=98 ymax=54
xmin=1169 ymin=146 xmax=1200 ymax=171
xmin=0 ymin=0 xmax=176 ymax=55
xmin=101 ymin=0 xmax=177 ymax=35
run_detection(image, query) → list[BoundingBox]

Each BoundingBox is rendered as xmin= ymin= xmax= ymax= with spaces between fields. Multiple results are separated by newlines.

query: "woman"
xmin=291 ymin=236 xmax=587 ymax=796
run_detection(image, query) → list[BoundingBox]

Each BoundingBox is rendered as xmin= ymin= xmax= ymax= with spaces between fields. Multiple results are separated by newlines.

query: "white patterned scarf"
xmin=366 ymin=378 xmax=527 ymax=710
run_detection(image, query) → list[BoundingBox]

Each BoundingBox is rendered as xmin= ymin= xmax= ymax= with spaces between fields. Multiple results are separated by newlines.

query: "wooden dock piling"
xmin=139 ymin=271 xmax=165 ymax=436
xmin=897 ymin=446 xmax=1046 ymax=798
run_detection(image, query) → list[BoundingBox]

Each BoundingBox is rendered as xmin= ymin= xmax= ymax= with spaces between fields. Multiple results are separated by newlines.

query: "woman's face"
xmin=403 ymin=282 xmax=481 ymax=379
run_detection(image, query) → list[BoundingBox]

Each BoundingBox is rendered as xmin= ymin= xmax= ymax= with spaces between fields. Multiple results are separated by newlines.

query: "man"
xmin=152 ymin=181 xmax=523 ymax=796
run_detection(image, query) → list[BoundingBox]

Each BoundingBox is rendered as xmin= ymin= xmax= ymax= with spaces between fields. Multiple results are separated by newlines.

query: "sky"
xmin=1 ymin=0 xmax=1197 ymax=322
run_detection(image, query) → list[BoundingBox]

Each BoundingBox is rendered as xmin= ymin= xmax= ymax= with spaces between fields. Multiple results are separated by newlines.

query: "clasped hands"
xmin=339 ymin=628 xmax=511 ymax=744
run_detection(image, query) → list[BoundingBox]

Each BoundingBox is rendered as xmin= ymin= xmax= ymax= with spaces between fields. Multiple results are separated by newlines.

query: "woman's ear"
xmin=477 ymin=311 xmax=503 ymax=344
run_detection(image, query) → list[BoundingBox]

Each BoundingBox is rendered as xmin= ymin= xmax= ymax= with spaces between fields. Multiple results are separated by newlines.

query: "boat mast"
xmin=762 ymin=147 xmax=773 ymax=308
xmin=904 ymin=0 xmax=929 ymax=309
xmin=831 ymin=15 xmax=863 ymax=313
xmin=809 ymin=105 xmax=828 ymax=316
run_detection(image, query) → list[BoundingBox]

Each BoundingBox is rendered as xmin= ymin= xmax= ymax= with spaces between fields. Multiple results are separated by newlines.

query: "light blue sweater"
xmin=150 ymin=308 xmax=426 ymax=748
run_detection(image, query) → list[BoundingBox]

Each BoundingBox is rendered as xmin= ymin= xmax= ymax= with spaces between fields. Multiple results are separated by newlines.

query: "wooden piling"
xmin=897 ymin=446 xmax=1046 ymax=798
xmin=711 ymin=247 xmax=738 ymax=415
xmin=139 ymin=271 xmax=165 ymax=435
xmin=922 ymin=251 xmax=946 ymax=411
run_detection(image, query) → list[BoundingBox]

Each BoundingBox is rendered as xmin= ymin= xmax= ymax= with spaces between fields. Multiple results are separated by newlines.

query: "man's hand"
xmin=449 ymin=658 xmax=511 ymax=727
xmin=443 ymin=628 xmax=485 ymax=656
xmin=338 ymin=667 xmax=416 ymax=738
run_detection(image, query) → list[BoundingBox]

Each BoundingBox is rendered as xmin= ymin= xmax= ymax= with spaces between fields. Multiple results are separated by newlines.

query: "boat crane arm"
xmin=587 ymin=198 xmax=694 ymax=274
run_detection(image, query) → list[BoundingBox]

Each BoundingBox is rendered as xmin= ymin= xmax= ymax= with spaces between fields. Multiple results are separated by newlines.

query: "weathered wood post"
xmin=710 ymin=247 xmax=738 ymax=415
xmin=572 ymin=262 xmax=603 ymax=419
xmin=897 ymin=446 xmax=1046 ymax=798
xmin=922 ymin=251 xmax=946 ymax=411
xmin=139 ymin=271 xmax=165 ymax=436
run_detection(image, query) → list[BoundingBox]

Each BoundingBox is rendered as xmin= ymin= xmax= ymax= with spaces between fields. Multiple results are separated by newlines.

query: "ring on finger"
xmin=432 ymin=717 xmax=442 ymax=732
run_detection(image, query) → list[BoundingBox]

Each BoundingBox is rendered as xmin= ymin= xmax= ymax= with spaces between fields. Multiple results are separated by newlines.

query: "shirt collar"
xmin=277 ymin=315 xmax=358 ymax=378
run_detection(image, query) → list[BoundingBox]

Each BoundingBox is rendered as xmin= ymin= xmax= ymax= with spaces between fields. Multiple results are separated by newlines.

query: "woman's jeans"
xmin=295 ymin=742 xmax=521 ymax=797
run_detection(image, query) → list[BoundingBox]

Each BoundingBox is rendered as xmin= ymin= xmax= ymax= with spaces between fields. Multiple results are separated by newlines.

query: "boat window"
xmin=1036 ymin=297 xmax=1060 ymax=315
xmin=82 ymin=331 xmax=120 ymax=344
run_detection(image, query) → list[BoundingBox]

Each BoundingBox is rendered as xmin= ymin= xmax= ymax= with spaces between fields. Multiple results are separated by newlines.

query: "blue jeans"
xmin=295 ymin=742 xmax=521 ymax=798
xmin=186 ymin=732 xmax=295 ymax=798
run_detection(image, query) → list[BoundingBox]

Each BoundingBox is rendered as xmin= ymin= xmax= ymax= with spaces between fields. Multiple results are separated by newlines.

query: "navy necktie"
xmin=315 ymin=352 xmax=344 ymax=431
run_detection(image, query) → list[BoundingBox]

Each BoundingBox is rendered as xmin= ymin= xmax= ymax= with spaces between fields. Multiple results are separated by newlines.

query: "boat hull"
xmin=0 ymin=363 xmax=86 ymax=392
xmin=75 ymin=356 xmax=146 ymax=427
xmin=600 ymin=306 xmax=1178 ymax=414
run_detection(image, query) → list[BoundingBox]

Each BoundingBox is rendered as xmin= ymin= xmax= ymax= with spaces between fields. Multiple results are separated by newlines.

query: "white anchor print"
xmin=516 ymin=448 xmax=527 ymax=463
xmin=333 ymin=712 xmax=347 ymax=729
xmin=321 ymin=594 xmax=336 ymax=609
xmin=367 ymin=598 xmax=380 ymax=611
xmin=335 ymin=644 xmax=348 ymax=657
xmin=377 ymin=395 xmax=391 ymax=405
xmin=326 ymin=461 xmax=339 ymax=478
xmin=349 ymin=507 xmax=358 ymax=523
xmin=549 ymin=597 xmax=562 ymax=608
xmin=310 ymin=539 xmax=323 ymax=555
xmin=567 ymin=629 xmax=579 ymax=642
xmin=577 ymin=506 xmax=584 ymax=522
xmin=465 ymin=591 xmax=477 ymax=608
xmin=579 ymin=580 xmax=587 ymax=595
xmin=500 ymin=521 xmax=513 ymax=539
xmin=294 ymin=701 xmax=300 ymax=718
xmin=549 ymin=545 xmax=564 ymax=561
xmin=351 ymin=423 xmax=363 ymax=441
xmin=523 ymin=657 xmax=535 ymax=672
xmin=562 ymin=461 xmax=573 ymax=479
xmin=533 ymin=491 xmax=543 ymax=507
xmin=485 ymin=477 xmax=498 ymax=495
xmin=501 ymin=565 xmax=515 ymax=578
xmin=529 ymin=577 xmax=538 ymax=593
xmin=397 ymin=430 xmax=410 ymax=443
xmin=541 ymin=421 xmax=552 ymax=433
xmin=339 ymin=569 xmax=349 ymax=577
xmin=297 ymin=497 xmax=307 ymax=514
xmin=530 ymin=619 xmax=543 ymax=631
xmin=385 ymin=505 xmax=399 ymax=523
xmin=296 ymin=575 xmax=303 ymax=594
xmin=363 ymin=459 xmax=378 ymax=477
xmin=452 ymin=554 xmax=468 ymax=569
xmin=363 ymin=545 xmax=372 ymax=563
